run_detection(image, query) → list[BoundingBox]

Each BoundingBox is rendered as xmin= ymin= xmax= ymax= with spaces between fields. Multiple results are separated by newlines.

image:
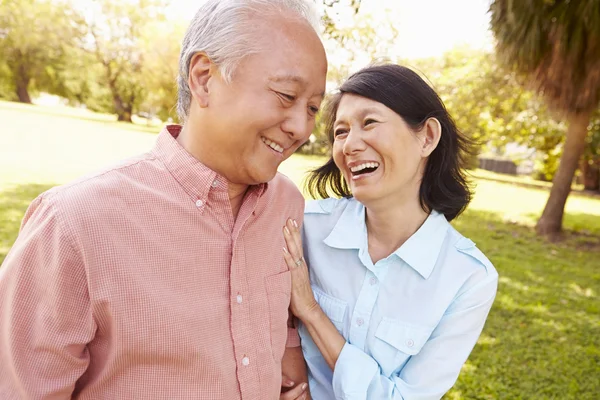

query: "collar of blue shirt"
xmin=322 ymin=199 xmax=449 ymax=279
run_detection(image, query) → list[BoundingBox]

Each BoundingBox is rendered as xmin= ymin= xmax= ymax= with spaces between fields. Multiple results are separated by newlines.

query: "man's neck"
xmin=177 ymin=123 xmax=249 ymax=220
xmin=228 ymin=182 xmax=249 ymax=220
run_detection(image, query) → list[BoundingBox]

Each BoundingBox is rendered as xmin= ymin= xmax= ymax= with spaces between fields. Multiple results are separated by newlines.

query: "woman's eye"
xmin=364 ymin=118 xmax=378 ymax=126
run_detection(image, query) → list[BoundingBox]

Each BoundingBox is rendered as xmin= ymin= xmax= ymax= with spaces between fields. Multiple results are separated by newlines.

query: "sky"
xmin=165 ymin=0 xmax=493 ymax=60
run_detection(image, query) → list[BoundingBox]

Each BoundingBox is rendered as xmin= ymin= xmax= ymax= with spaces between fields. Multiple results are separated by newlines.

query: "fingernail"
xmin=283 ymin=246 xmax=288 ymax=254
xmin=284 ymin=226 xmax=290 ymax=235
xmin=293 ymin=219 xmax=298 ymax=228
xmin=302 ymin=383 xmax=307 ymax=390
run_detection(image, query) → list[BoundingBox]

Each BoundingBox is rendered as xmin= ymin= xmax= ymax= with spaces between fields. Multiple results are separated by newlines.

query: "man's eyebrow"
xmin=269 ymin=74 xmax=307 ymax=85
xmin=268 ymin=75 xmax=325 ymax=98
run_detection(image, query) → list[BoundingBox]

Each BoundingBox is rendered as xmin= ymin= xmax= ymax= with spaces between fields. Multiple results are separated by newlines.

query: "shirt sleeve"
xmin=0 ymin=195 xmax=96 ymax=399
xmin=331 ymin=272 xmax=498 ymax=400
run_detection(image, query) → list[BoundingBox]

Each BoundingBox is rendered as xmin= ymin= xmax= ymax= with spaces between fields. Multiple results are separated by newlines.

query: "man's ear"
xmin=188 ymin=52 xmax=215 ymax=108
xmin=420 ymin=117 xmax=442 ymax=158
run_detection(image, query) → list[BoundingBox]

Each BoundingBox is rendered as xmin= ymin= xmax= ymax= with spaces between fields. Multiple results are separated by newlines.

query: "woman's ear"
xmin=188 ymin=52 xmax=214 ymax=108
xmin=420 ymin=117 xmax=442 ymax=158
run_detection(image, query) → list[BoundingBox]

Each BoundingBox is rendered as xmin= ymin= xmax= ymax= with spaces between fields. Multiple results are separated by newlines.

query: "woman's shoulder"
xmin=444 ymin=225 xmax=497 ymax=277
xmin=303 ymin=197 xmax=360 ymax=239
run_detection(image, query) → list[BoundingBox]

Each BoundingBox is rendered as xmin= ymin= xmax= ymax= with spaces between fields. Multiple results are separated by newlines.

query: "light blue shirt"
xmin=299 ymin=197 xmax=498 ymax=400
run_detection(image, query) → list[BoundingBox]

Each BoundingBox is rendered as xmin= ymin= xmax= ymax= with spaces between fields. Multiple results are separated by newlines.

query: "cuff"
xmin=332 ymin=342 xmax=379 ymax=398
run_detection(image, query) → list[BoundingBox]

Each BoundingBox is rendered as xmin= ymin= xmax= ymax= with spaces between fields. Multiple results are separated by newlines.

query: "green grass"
xmin=1 ymin=100 xmax=599 ymax=399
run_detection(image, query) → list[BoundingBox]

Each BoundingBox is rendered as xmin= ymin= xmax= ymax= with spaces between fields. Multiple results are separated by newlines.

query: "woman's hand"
xmin=283 ymin=218 xmax=319 ymax=321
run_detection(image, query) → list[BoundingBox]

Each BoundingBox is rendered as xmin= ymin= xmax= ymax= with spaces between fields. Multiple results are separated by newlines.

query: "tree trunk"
xmin=15 ymin=76 xmax=32 ymax=104
xmin=113 ymin=95 xmax=133 ymax=123
xmin=581 ymin=160 xmax=600 ymax=191
xmin=536 ymin=111 xmax=592 ymax=235
xmin=116 ymin=107 xmax=132 ymax=122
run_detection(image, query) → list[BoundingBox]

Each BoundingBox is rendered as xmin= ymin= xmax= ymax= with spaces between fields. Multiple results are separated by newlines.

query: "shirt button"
xmin=236 ymin=294 xmax=243 ymax=304
xmin=406 ymin=339 xmax=414 ymax=348
xmin=369 ymin=276 xmax=378 ymax=285
xmin=356 ymin=318 xmax=364 ymax=326
xmin=195 ymin=199 xmax=204 ymax=208
xmin=242 ymin=356 xmax=250 ymax=366
xmin=212 ymin=180 xmax=218 ymax=187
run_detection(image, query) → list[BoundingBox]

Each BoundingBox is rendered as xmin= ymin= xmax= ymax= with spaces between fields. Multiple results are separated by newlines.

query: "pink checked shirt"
xmin=0 ymin=125 xmax=304 ymax=399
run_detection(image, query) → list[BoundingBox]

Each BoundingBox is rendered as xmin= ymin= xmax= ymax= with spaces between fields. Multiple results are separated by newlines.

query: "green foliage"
xmin=137 ymin=20 xmax=187 ymax=123
xmin=0 ymin=0 xmax=86 ymax=102
xmin=489 ymin=0 xmax=600 ymax=113
xmin=84 ymin=0 xmax=169 ymax=121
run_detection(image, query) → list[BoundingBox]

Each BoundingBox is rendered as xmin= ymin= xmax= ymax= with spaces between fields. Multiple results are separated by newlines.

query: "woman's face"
xmin=332 ymin=94 xmax=431 ymax=206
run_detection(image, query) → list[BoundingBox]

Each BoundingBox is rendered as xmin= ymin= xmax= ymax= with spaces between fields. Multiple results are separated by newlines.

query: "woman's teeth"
xmin=350 ymin=162 xmax=380 ymax=174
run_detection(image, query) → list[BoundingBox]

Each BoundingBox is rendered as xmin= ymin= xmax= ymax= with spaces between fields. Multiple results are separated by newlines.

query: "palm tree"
xmin=489 ymin=0 xmax=600 ymax=235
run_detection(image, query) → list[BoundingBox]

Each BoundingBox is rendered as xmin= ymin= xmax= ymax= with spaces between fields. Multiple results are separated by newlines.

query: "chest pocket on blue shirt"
xmin=312 ymin=286 xmax=347 ymax=335
xmin=372 ymin=318 xmax=432 ymax=377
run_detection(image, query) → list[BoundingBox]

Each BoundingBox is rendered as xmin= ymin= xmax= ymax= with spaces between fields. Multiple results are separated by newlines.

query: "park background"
xmin=1 ymin=0 xmax=599 ymax=398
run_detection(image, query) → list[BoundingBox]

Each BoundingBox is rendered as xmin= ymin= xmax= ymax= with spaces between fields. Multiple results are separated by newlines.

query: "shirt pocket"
xmin=312 ymin=286 xmax=347 ymax=335
xmin=265 ymin=271 xmax=292 ymax=362
xmin=372 ymin=318 xmax=432 ymax=377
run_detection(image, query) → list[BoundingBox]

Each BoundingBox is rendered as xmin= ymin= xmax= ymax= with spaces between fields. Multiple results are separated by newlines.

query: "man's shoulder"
xmin=269 ymin=172 xmax=303 ymax=202
xmin=38 ymin=152 xmax=157 ymax=215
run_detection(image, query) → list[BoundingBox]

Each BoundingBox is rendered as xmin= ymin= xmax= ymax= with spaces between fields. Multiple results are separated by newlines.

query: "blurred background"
xmin=1 ymin=0 xmax=599 ymax=398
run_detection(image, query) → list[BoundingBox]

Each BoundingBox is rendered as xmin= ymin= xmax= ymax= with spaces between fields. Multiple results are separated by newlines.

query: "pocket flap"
xmin=375 ymin=319 xmax=431 ymax=355
xmin=312 ymin=286 xmax=347 ymax=324
xmin=265 ymin=271 xmax=291 ymax=294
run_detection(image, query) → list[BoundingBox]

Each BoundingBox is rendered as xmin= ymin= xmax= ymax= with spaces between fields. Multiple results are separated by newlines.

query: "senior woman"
xmin=282 ymin=64 xmax=498 ymax=400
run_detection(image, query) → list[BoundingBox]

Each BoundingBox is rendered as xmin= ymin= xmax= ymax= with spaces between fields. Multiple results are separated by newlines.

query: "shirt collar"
xmin=152 ymin=125 xmax=267 ymax=204
xmin=323 ymin=199 xmax=366 ymax=250
xmin=323 ymin=199 xmax=448 ymax=279
xmin=393 ymin=210 xmax=449 ymax=279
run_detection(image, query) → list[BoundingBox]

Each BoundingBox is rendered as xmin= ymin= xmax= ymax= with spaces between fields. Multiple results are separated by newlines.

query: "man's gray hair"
xmin=177 ymin=0 xmax=321 ymax=123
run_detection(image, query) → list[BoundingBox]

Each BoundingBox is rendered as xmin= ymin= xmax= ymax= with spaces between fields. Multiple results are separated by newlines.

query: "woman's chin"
xmin=351 ymin=187 xmax=378 ymax=204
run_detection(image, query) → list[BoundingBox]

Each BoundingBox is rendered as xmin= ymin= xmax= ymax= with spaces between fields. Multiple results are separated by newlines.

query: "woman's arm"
xmin=283 ymin=218 xmax=498 ymax=400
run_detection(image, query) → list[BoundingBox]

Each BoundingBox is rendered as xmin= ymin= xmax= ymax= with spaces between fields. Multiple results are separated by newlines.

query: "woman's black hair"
xmin=306 ymin=64 xmax=475 ymax=221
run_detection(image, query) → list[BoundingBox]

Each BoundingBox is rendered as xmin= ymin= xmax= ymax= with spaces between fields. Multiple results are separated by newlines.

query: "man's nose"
xmin=281 ymin=107 xmax=311 ymax=142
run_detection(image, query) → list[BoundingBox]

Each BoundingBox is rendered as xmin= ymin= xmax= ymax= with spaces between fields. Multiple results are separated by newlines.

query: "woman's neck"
xmin=364 ymin=195 xmax=429 ymax=264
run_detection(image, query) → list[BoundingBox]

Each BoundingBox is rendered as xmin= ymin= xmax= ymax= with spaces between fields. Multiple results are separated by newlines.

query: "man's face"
xmin=200 ymin=15 xmax=327 ymax=185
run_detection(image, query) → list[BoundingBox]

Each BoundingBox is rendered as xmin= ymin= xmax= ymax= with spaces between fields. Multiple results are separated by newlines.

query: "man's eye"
xmin=279 ymin=92 xmax=296 ymax=101
xmin=334 ymin=129 xmax=348 ymax=137
xmin=308 ymin=106 xmax=319 ymax=116
xmin=364 ymin=118 xmax=378 ymax=126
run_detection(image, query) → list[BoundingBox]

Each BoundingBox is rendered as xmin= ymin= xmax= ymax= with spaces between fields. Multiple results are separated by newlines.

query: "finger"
xmin=279 ymin=382 xmax=307 ymax=400
xmin=284 ymin=220 xmax=302 ymax=261
xmin=281 ymin=374 xmax=295 ymax=388
xmin=283 ymin=224 xmax=297 ymax=255
xmin=282 ymin=246 xmax=298 ymax=271
xmin=290 ymin=219 xmax=303 ymax=257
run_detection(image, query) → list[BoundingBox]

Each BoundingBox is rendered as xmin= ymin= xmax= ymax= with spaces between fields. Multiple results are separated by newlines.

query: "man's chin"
xmin=244 ymin=167 xmax=278 ymax=186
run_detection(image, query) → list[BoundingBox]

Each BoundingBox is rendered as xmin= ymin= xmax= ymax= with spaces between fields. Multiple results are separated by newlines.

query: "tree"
xmin=489 ymin=0 xmax=600 ymax=235
xmin=581 ymin=113 xmax=600 ymax=191
xmin=137 ymin=20 xmax=187 ymax=123
xmin=0 ymin=0 xmax=85 ymax=103
xmin=84 ymin=0 xmax=167 ymax=122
